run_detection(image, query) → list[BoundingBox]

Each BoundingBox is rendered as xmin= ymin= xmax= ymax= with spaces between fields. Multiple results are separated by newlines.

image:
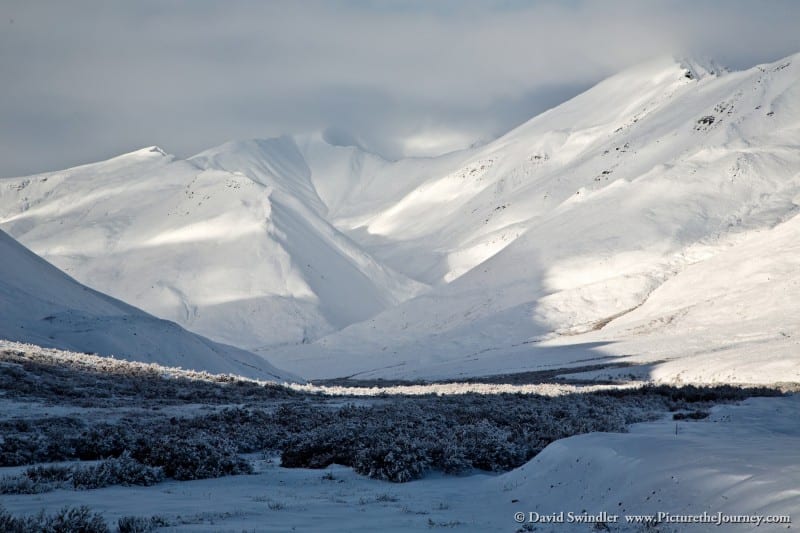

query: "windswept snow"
xmin=488 ymin=395 xmax=800 ymax=532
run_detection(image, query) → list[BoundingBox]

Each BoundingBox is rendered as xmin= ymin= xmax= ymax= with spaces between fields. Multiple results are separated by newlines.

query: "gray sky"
xmin=2 ymin=0 xmax=800 ymax=178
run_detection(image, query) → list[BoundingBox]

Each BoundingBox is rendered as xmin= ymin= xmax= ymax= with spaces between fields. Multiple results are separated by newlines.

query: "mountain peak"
xmin=677 ymin=56 xmax=727 ymax=80
xmin=117 ymin=145 xmax=171 ymax=159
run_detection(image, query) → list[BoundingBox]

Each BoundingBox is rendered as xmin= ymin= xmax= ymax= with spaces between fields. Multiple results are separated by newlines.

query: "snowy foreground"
xmin=1 ymin=342 xmax=797 ymax=532
xmin=4 ymin=398 xmax=798 ymax=532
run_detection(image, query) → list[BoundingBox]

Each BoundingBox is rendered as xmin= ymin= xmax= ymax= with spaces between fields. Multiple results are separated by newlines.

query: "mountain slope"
xmin=0 ymin=142 xmax=423 ymax=353
xmin=0 ymin=230 xmax=291 ymax=380
xmin=267 ymin=53 xmax=800 ymax=381
xmin=3 ymin=52 xmax=799 ymax=383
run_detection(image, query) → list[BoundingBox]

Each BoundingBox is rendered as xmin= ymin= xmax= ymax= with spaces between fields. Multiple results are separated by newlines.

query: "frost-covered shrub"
xmin=116 ymin=515 xmax=170 ymax=533
xmin=74 ymin=422 xmax=137 ymax=461
xmin=0 ymin=342 xmax=295 ymax=409
xmin=277 ymin=396 xmax=633 ymax=480
xmin=45 ymin=506 xmax=110 ymax=532
xmin=280 ymin=426 xmax=358 ymax=469
xmin=0 ymin=506 xmax=16 ymax=532
xmin=0 ymin=474 xmax=47 ymax=495
xmin=352 ymin=434 xmax=430 ymax=482
xmin=453 ymin=420 xmax=525 ymax=472
xmin=0 ymin=429 xmax=77 ymax=467
xmin=0 ymin=386 xmax=754 ymax=484
xmin=72 ymin=452 xmax=163 ymax=489
xmin=168 ymin=407 xmax=279 ymax=453
xmin=428 ymin=440 xmax=471 ymax=475
xmin=25 ymin=464 xmax=72 ymax=483
xmin=136 ymin=433 xmax=251 ymax=480
xmin=0 ymin=465 xmax=72 ymax=495
xmin=0 ymin=506 xmax=44 ymax=533
xmin=0 ymin=436 xmax=36 ymax=466
xmin=3 ymin=456 xmax=164 ymax=494
xmin=0 ymin=416 xmax=87 ymax=467
xmin=0 ymin=504 xmax=109 ymax=533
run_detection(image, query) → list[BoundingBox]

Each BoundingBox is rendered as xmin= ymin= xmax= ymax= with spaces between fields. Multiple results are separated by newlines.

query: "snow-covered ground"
xmin=2 ymin=392 xmax=796 ymax=532
xmin=492 ymin=395 xmax=800 ymax=532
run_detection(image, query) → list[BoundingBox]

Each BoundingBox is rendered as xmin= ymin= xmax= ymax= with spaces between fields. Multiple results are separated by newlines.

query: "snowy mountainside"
xmin=559 ymin=208 xmax=800 ymax=385
xmin=0 ymin=142 xmax=423 ymax=353
xmin=0 ymin=230 xmax=292 ymax=380
xmin=269 ymin=53 xmax=800 ymax=380
xmin=2 ymin=52 xmax=800 ymax=383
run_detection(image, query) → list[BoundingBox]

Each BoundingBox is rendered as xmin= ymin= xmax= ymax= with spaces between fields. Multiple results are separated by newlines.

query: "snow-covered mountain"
xmin=271 ymin=53 xmax=800 ymax=381
xmin=0 ymin=140 xmax=423 ymax=353
xmin=0 ymin=230 xmax=291 ymax=380
xmin=2 ymin=52 xmax=800 ymax=383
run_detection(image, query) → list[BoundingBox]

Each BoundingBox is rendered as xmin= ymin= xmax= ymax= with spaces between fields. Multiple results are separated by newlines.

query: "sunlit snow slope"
xmin=0 ymin=141 xmax=422 ymax=353
xmin=0 ymin=230 xmax=291 ymax=380
xmin=271 ymin=54 xmax=800 ymax=381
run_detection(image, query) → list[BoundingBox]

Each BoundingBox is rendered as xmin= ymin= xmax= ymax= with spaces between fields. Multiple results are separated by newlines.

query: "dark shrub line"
xmin=2 ymin=385 xmax=780 ymax=484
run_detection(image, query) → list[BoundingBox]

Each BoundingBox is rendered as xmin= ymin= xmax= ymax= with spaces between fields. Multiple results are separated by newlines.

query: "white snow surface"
xmin=488 ymin=395 xmax=800 ymax=532
xmin=0 ymin=231 xmax=292 ymax=381
xmin=3 ymin=53 xmax=800 ymax=383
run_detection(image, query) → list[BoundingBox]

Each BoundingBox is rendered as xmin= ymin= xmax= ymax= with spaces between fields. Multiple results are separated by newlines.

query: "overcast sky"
xmin=2 ymin=0 xmax=800 ymax=177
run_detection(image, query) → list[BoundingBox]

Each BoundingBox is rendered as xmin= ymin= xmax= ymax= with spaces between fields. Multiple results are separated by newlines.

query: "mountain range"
xmin=2 ymin=52 xmax=799 ymax=383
